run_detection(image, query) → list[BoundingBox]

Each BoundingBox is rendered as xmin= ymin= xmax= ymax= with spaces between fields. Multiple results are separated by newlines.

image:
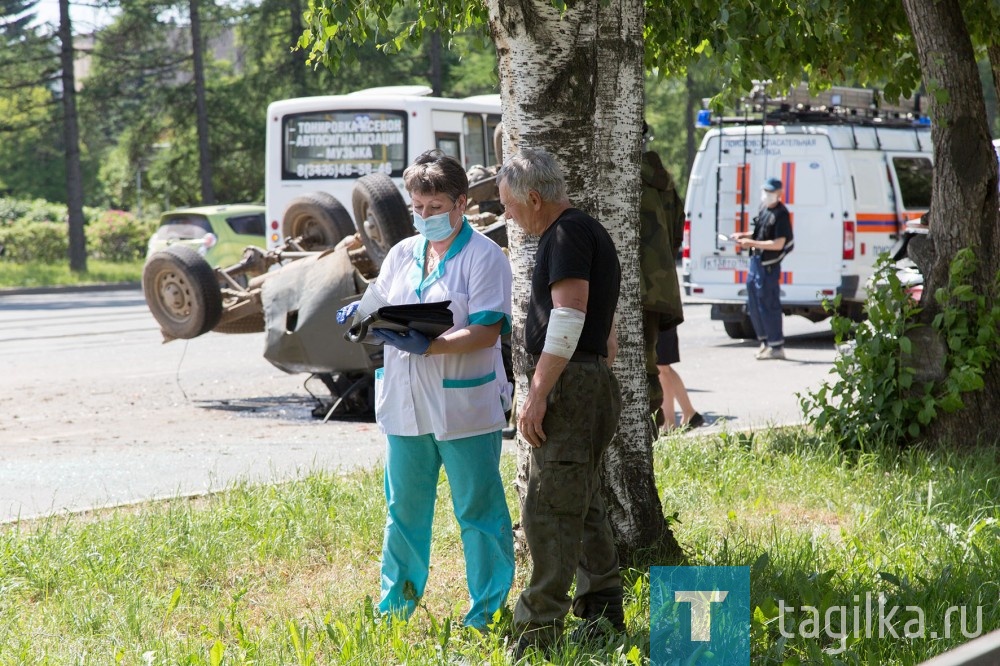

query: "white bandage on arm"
xmin=542 ymin=307 xmax=586 ymax=359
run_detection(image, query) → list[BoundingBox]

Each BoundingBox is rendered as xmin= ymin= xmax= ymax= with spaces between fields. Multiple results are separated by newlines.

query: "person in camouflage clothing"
xmin=639 ymin=123 xmax=685 ymax=425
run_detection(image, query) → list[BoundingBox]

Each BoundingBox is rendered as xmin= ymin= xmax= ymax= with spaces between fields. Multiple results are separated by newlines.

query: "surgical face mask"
xmin=761 ymin=191 xmax=780 ymax=206
xmin=413 ymin=206 xmax=456 ymax=242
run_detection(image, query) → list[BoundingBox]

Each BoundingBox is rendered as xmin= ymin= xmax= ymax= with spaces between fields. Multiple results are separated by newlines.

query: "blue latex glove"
xmin=373 ymin=328 xmax=431 ymax=355
xmin=336 ymin=300 xmax=361 ymax=325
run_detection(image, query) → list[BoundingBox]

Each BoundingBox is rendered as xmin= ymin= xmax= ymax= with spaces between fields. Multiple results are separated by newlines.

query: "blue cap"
xmin=763 ymin=177 xmax=782 ymax=192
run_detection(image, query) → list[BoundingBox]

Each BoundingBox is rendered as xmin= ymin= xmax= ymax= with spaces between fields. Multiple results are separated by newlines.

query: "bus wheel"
xmin=353 ymin=173 xmax=413 ymax=267
xmin=723 ymin=317 xmax=757 ymax=340
xmin=282 ymin=192 xmax=356 ymax=250
xmin=143 ymin=245 xmax=223 ymax=339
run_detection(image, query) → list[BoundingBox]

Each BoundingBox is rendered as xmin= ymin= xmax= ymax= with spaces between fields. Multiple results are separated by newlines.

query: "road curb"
xmin=0 ymin=282 xmax=141 ymax=296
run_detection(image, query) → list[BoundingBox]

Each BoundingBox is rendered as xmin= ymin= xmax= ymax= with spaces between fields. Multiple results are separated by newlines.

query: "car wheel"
xmin=723 ymin=317 xmax=757 ymax=340
xmin=143 ymin=245 xmax=223 ymax=339
xmin=213 ymin=311 xmax=265 ymax=335
xmin=352 ymin=173 xmax=413 ymax=267
xmin=282 ymin=192 xmax=355 ymax=251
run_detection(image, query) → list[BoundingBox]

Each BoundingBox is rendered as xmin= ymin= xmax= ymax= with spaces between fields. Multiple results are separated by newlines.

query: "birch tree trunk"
xmin=487 ymin=0 xmax=682 ymax=566
xmin=901 ymin=0 xmax=1000 ymax=441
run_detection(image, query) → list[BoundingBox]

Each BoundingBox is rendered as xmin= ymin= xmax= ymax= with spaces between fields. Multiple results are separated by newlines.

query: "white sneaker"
xmin=757 ymin=346 xmax=786 ymax=360
xmin=755 ymin=341 xmax=768 ymax=359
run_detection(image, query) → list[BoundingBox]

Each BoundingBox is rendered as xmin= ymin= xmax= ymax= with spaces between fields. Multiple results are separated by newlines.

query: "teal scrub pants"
xmin=379 ymin=430 xmax=515 ymax=629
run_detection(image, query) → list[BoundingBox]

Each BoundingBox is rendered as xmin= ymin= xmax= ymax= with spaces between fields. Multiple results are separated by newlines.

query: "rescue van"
xmin=682 ymin=85 xmax=933 ymax=338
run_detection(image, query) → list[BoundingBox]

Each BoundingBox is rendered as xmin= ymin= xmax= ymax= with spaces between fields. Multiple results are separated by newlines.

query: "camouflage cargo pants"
xmin=513 ymin=358 xmax=624 ymax=644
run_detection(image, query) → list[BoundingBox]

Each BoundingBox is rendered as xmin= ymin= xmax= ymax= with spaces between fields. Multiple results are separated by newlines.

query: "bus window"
xmin=282 ymin=110 xmax=407 ymax=180
xmin=463 ymin=114 xmax=486 ymax=168
xmin=486 ymin=115 xmax=502 ymax=166
xmin=436 ymin=133 xmax=461 ymax=161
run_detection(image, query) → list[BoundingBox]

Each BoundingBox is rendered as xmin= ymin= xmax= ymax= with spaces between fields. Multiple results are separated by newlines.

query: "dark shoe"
xmin=686 ymin=412 xmax=706 ymax=429
xmin=570 ymin=616 xmax=624 ymax=645
xmin=510 ymin=631 xmax=556 ymax=661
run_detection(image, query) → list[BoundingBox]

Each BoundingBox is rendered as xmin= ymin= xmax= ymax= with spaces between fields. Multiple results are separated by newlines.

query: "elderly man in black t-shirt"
xmin=497 ymin=147 xmax=624 ymax=657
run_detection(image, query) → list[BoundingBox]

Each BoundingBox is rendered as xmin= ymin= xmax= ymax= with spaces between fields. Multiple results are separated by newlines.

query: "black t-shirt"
xmin=525 ymin=208 xmax=621 ymax=356
xmin=752 ymin=201 xmax=794 ymax=265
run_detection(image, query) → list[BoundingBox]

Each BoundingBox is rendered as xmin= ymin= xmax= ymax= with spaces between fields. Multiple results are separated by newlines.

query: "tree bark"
xmin=487 ymin=0 xmax=681 ymax=566
xmin=57 ymin=0 xmax=86 ymax=273
xmin=288 ymin=0 xmax=308 ymax=95
xmin=428 ymin=29 xmax=443 ymax=97
xmin=901 ymin=0 xmax=1000 ymax=444
xmin=189 ymin=0 xmax=215 ymax=205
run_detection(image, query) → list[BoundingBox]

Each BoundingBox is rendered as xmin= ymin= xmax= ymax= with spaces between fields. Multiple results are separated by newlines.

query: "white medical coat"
xmin=371 ymin=220 xmax=513 ymax=441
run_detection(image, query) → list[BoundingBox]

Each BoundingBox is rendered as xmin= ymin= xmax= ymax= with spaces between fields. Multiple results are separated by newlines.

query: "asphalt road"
xmin=0 ymin=286 xmax=837 ymax=522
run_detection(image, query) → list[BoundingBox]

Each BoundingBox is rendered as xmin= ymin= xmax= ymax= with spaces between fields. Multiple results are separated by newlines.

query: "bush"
xmin=801 ymin=251 xmax=1000 ymax=448
xmin=0 ymin=197 xmax=67 ymax=227
xmin=86 ymin=210 xmax=157 ymax=262
xmin=0 ymin=221 xmax=69 ymax=263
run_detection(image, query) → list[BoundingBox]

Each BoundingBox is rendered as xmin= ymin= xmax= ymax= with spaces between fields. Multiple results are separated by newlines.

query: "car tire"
xmin=352 ymin=173 xmax=413 ymax=267
xmin=143 ymin=245 xmax=223 ymax=339
xmin=282 ymin=192 xmax=355 ymax=251
xmin=723 ymin=317 xmax=757 ymax=340
xmin=213 ymin=311 xmax=265 ymax=335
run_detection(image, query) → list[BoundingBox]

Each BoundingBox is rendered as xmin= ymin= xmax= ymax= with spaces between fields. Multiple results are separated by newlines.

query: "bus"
xmin=264 ymin=85 xmax=502 ymax=252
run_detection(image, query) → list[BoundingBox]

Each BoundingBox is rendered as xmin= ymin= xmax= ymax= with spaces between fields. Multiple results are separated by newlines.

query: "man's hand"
xmin=373 ymin=328 xmax=431 ymax=355
xmin=518 ymin=390 xmax=547 ymax=448
xmin=336 ymin=301 xmax=360 ymax=324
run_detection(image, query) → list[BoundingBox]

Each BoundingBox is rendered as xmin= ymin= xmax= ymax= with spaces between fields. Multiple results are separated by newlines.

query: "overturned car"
xmin=142 ymin=171 xmax=507 ymax=420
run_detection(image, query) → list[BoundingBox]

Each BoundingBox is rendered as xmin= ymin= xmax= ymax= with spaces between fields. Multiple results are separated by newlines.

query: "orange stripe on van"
xmin=735 ymin=270 xmax=794 ymax=284
xmin=782 ymin=162 xmax=796 ymax=204
xmin=736 ymin=164 xmax=751 ymax=205
xmin=856 ymin=213 xmax=898 ymax=233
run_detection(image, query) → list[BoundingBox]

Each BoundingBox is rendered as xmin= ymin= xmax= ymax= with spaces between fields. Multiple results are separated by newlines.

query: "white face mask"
xmin=761 ymin=191 xmax=780 ymax=206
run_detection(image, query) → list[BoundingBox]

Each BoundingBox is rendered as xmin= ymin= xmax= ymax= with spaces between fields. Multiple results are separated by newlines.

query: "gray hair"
xmin=497 ymin=147 xmax=568 ymax=204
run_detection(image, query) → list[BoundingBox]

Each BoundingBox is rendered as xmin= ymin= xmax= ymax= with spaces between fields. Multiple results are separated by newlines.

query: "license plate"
xmin=702 ymin=255 xmax=749 ymax=271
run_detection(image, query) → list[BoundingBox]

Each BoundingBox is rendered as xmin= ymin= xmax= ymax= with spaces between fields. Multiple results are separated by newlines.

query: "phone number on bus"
xmin=295 ymin=161 xmax=394 ymax=179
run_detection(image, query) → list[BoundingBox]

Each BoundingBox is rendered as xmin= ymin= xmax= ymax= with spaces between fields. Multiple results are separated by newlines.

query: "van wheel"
xmin=353 ymin=173 xmax=413 ymax=267
xmin=724 ymin=317 xmax=757 ymax=340
xmin=143 ymin=245 xmax=222 ymax=339
xmin=282 ymin=192 xmax=355 ymax=250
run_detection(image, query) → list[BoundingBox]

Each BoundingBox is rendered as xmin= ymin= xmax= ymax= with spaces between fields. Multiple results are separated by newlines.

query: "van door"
xmin=846 ymin=154 xmax=898 ymax=293
xmin=772 ymin=154 xmax=845 ymax=307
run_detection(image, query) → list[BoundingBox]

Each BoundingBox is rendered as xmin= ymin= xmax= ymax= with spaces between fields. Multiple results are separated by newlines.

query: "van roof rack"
xmin=699 ymin=82 xmax=929 ymax=129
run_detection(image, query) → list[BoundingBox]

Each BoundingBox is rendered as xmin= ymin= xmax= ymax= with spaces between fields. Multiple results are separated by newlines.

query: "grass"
xmin=0 ymin=429 xmax=998 ymax=664
xmin=0 ymin=260 xmax=144 ymax=289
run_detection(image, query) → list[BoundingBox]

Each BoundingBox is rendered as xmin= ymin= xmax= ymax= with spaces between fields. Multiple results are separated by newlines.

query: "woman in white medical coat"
xmin=367 ymin=150 xmax=514 ymax=631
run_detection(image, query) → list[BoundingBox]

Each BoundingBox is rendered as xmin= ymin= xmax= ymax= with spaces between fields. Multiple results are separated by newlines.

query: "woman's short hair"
xmin=496 ymin=147 xmax=568 ymax=204
xmin=402 ymin=150 xmax=468 ymax=202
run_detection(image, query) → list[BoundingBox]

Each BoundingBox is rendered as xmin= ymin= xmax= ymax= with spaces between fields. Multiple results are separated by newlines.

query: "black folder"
xmin=346 ymin=301 xmax=454 ymax=344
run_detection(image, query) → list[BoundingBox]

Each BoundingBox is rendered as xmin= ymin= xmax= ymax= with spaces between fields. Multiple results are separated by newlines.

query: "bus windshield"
xmin=282 ymin=110 xmax=407 ymax=180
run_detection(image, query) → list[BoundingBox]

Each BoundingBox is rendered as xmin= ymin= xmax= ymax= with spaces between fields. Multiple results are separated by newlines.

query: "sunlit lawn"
xmin=1 ymin=428 xmax=997 ymax=664
xmin=0 ymin=260 xmax=143 ymax=289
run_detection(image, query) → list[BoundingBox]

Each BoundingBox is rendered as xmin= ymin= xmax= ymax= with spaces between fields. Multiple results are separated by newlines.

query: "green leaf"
xmin=209 ymin=640 xmax=225 ymax=666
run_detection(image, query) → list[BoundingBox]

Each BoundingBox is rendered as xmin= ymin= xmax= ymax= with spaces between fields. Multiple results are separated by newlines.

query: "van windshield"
xmin=282 ymin=110 xmax=407 ymax=180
